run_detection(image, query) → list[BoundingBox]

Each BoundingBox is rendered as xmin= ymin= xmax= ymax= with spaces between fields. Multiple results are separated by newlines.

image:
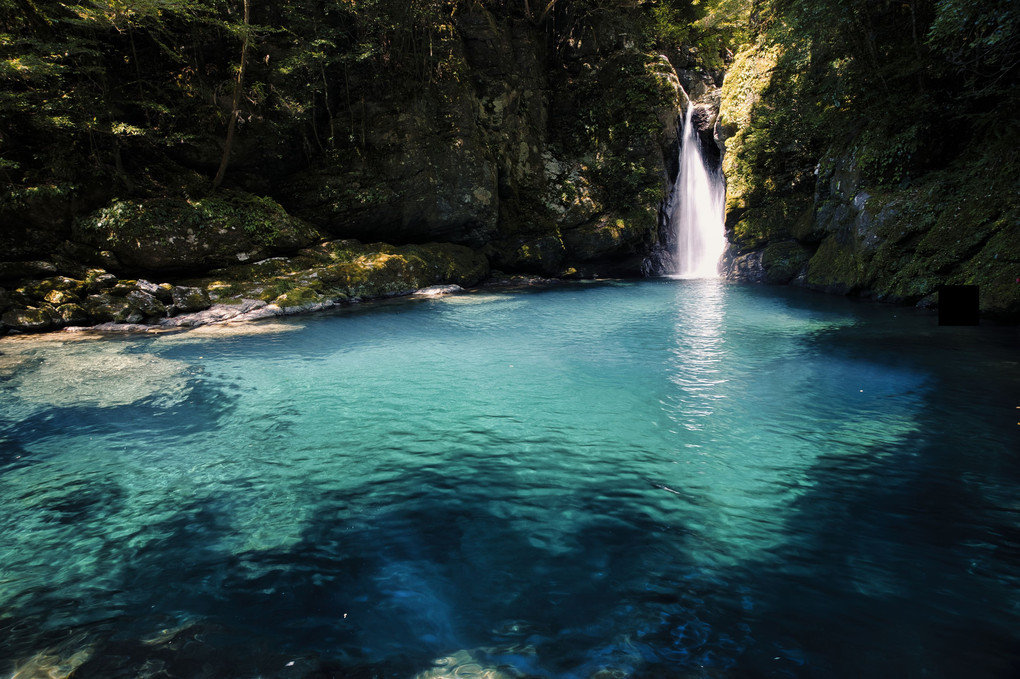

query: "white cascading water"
xmin=671 ymin=105 xmax=726 ymax=278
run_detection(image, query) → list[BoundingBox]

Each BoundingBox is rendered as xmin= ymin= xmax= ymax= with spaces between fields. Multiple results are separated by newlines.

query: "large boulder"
xmin=2 ymin=307 xmax=62 ymax=333
xmin=84 ymin=293 xmax=139 ymax=324
xmin=125 ymin=290 xmax=167 ymax=318
xmin=170 ymin=286 xmax=212 ymax=313
xmin=74 ymin=190 xmax=322 ymax=275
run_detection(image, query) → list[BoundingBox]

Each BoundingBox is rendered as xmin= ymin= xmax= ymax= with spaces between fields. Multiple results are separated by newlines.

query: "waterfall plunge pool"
xmin=1 ymin=280 xmax=1018 ymax=678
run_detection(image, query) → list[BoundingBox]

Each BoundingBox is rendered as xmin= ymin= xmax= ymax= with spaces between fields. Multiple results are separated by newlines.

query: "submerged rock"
xmin=1 ymin=339 xmax=189 ymax=408
xmin=415 ymin=285 xmax=464 ymax=298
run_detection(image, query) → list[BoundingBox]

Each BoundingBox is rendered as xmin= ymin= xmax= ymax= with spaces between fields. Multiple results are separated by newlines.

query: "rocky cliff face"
xmin=716 ymin=34 xmax=1020 ymax=322
xmin=0 ymin=5 xmax=691 ymax=335
xmin=279 ymin=10 xmax=686 ymax=279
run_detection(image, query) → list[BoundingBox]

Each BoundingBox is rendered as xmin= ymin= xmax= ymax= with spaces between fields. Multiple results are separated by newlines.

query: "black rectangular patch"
xmin=938 ymin=285 xmax=980 ymax=326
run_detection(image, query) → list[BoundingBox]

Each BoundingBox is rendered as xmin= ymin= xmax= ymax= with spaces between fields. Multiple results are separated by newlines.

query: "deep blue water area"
xmin=0 ymin=280 xmax=1017 ymax=678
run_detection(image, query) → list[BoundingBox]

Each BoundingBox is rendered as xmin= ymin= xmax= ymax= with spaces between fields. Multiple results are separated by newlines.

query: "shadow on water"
xmin=0 ymin=375 xmax=242 ymax=454
xmin=727 ymin=407 xmax=1020 ymax=678
xmin=713 ymin=309 xmax=1020 ymax=678
xmin=3 ymin=284 xmax=1018 ymax=679
xmin=3 ymin=467 xmax=760 ymax=679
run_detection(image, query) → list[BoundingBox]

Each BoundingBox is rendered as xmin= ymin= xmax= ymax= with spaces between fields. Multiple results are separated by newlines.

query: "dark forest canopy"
xmin=0 ymin=0 xmax=740 ymax=197
xmin=1 ymin=0 xmax=1015 ymax=197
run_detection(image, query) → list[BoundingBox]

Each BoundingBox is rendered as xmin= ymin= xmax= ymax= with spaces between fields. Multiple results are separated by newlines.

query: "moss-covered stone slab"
xmin=761 ymin=241 xmax=811 ymax=284
xmin=170 ymin=286 xmax=212 ymax=313
xmin=2 ymin=307 xmax=62 ymax=333
xmin=74 ymin=190 xmax=322 ymax=275
xmin=185 ymin=239 xmax=490 ymax=311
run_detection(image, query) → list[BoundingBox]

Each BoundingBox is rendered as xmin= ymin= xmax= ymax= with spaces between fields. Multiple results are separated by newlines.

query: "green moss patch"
xmin=188 ymin=239 xmax=489 ymax=309
xmin=75 ymin=191 xmax=321 ymax=273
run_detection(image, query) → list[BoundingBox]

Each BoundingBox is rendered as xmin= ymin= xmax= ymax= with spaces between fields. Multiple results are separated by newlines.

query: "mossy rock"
xmin=729 ymin=196 xmax=812 ymax=253
xmin=1 ymin=307 xmax=62 ymax=332
xmin=75 ymin=190 xmax=322 ymax=275
xmin=960 ymin=220 xmax=1020 ymax=321
xmin=761 ymin=241 xmax=811 ymax=284
xmin=170 ymin=286 xmax=212 ymax=313
xmin=562 ymin=211 xmax=653 ymax=261
xmin=489 ymin=235 xmax=567 ymax=276
xmin=718 ymin=39 xmax=784 ymax=214
xmin=187 ymin=239 xmax=489 ymax=307
xmin=84 ymin=294 xmax=139 ymax=324
xmin=44 ymin=289 xmax=80 ymax=305
xmin=804 ymin=235 xmax=868 ymax=294
xmin=57 ymin=303 xmax=91 ymax=326
xmin=19 ymin=276 xmax=86 ymax=300
xmin=311 ymin=241 xmax=490 ymax=298
xmin=271 ymin=285 xmax=329 ymax=309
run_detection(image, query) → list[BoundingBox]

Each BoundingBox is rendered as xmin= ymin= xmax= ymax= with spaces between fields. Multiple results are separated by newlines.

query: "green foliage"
xmin=566 ymin=52 xmax=677 ymax=207
xmin=0 ymin=0 xmax=470 ymax=200
xmin=856 ymin=125 xmax=925 ymax=186
xmin=927 ymin=0 xmax=1019 ymax=91
xmin=79 ymin=190 xmax=295 ymax=247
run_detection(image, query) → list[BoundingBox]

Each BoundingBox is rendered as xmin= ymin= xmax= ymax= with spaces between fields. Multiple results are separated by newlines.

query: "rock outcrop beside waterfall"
xmin=715 ymin=30 xmax=1020 ymax=322
xmin=0 ymin=5 xmax=694 ymax=335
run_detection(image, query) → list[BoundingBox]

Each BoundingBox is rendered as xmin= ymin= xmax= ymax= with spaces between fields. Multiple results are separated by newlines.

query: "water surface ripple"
xmin=0 ymin=280 xmax=1017 ymax=678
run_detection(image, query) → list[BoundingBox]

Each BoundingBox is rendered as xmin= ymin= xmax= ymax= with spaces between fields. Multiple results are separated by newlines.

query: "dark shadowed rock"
xmin=171 ymin=286 xmax=212 ymax=313
xmin=126 ymin=290 xmax=167 ymax=318
xmin=74 ymin=191 xmax=322 ymax=275
xmin=0 ymin=261 xmax=58 ymax=282
xmin=84 ymin=294 xmax=136 ymax=323
xmin=2 ymin=307 xmax=62 ymax=332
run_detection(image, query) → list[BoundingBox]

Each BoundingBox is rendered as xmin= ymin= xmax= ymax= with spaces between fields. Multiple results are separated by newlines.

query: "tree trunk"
xmin=212 ymin=0 xmax=250 ymax=189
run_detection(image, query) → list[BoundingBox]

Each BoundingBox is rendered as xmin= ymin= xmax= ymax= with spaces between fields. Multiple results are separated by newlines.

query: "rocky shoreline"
xmin=0 ymin=244 xmax=563 ymax=338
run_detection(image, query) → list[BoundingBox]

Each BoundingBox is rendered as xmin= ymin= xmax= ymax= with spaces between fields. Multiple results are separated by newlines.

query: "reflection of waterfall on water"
xmin=670 ymin=105 xmax=726 ymax=278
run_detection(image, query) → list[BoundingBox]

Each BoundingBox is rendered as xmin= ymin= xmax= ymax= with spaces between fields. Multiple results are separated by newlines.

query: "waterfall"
xmin=670 ymin=106 xmax=726 ymax=279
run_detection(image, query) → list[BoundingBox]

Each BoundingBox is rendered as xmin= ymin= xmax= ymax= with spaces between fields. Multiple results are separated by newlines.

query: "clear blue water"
xmin=1 ymin=280 xmax=1018 ymax=678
